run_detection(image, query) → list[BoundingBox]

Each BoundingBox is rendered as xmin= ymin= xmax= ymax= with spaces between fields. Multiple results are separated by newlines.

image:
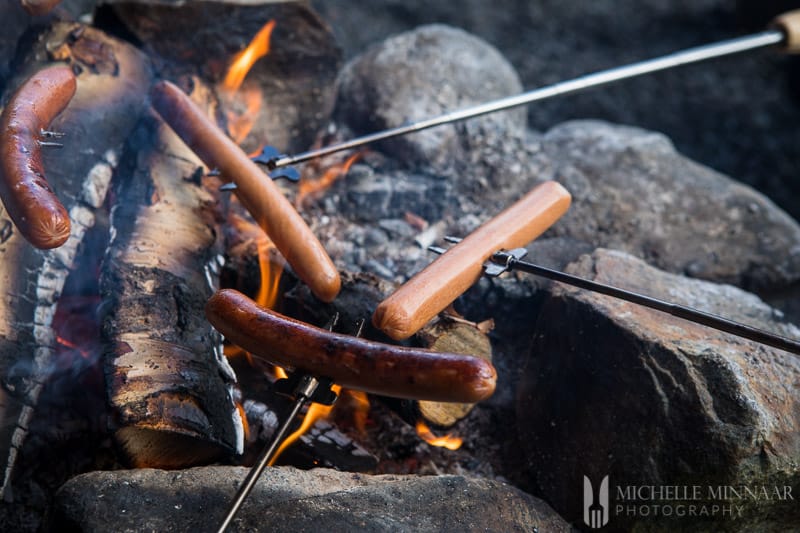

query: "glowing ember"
xmin=55 ymin=335 xmax=91 ymax=360
xmin=268 ymin=384 xmax=343 ymax=466
xmin=296 ymin=152 xmax=361 ymax=207
xmin=222 ymin=20 xmax=276 ymax=93
xmin=415 ymin=420 xmax=463 ymax=450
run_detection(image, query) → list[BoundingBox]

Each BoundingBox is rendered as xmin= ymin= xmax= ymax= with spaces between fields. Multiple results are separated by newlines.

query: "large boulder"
xmin=517 ymin=248 xmax=800 ymax=531
xmin=52 ymin=466 xmax=571 ymax=532
xmin=541 ymin=120 xmax=800 ymax=293
xmin=335 ymin=24 xmax=525 ymax=173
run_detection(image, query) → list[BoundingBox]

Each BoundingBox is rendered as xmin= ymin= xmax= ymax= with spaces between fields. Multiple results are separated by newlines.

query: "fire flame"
xmin=236 ymin=402 xmax=251 ymax=442
xmin=222 ymin=20 xmax=275 ymax=93
xmin=347 ymin=390 xmax=370 ymax=436
xmin=296 ymin=153 xmax=361 ymax=207
xmin=415 ymin=420 xmax=463 ymax=450
xmin=225 ymin=213 xmax=284 ymax=378
xmin=220 ymin=19 xmax=275 ymax=144
xmin=268 ymin=384 xmax=343 ymax=466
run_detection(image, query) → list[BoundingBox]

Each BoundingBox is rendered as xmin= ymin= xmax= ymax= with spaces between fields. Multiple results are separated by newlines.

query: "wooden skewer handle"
xmin=773 ymin=10 xmax=800 ymax=54
xmin=373 ymin=181 xmax=572 ymax=340
xmin=150 ymin=81 xmax=341 ymax=302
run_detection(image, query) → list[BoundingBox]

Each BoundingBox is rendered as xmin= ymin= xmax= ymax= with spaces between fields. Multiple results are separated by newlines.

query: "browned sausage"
xmin=0 ymin=65 xmax=76 ymax=249
xmin=150 ymin=81 xmax=341 ymax=303
xmin=20 ymin=0 xmax=63 ymax=16
xmin=206 ymin=289 xmax=497 ymax=403
xmin=373 ymin=181 xmax=571 ymax=340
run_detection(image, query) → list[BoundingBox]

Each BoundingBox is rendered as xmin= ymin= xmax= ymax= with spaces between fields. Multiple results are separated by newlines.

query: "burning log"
xmin=108 ymin=0 xmax=341 ymax=154
xmin=0 ymin=22 xmax=151 ymax=500
xmin=102 ymin=86 xmax=243 ymax=469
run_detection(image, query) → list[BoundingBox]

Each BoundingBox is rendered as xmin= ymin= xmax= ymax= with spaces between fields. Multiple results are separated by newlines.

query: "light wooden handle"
xmin=772 ymin=10 xmax=800 ymax=54
xmin=150 ymin=81 xmax=341 ymax=302
xmin=373 ymin=181 xmax=571 ymax=340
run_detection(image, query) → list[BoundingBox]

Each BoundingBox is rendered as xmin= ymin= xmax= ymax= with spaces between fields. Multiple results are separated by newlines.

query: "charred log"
xmin=108 ymin=0 xmax=341 ymax=153
xmin=0 ymin=22 xmax=150 ymax=501
xmin=101 ymin=87 xmax=243 ymax=469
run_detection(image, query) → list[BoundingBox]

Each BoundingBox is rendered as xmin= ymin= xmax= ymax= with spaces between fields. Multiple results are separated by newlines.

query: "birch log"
xmin=102 ymin=85 xmax=243 ymax=469
xmin=0 ymin=22 xmax=151 ymax=501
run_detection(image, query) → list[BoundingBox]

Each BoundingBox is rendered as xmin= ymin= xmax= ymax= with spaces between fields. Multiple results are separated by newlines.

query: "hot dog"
xmin=20 ymin=0 xmax=63 ymax=16
xmin=150 ymin=80 xmax=341 ymax=303
xmin=0 ymin=64 xmax=76 ymax=249
xmin=373 ymin=181 xmax=571 ymax=340
xmin=205 ymin=289 xmax=497 ymax=403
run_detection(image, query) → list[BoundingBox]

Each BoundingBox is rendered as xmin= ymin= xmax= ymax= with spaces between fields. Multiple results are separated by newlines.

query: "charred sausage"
xmin=0 ymin=64 xmax=76 ymax=249
xmin=150 ymin=80 xmax=341 ymax=303
xmin=373 ymin=181 xmax=571 ymax=340
xmin=206 ymin=289 xmax=497 ymax=403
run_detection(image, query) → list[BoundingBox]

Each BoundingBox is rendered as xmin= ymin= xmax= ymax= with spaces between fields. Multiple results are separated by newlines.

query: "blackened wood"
xmin=0 ymin=22 xmax=151 ymax=501
xmin=109 ymin=0 xmax=341 ymax=154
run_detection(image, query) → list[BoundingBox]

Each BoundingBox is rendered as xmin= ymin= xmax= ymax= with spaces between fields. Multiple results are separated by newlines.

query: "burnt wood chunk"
xmin=101 ymin=90 xmax=243 ymax=469
xmin=414 ymin=318 xmax=493 ymax=427
xmin=110 ymin=0 xmax=341 ymax=154
xmin=0 ymin=23 xmax=151 ymax=501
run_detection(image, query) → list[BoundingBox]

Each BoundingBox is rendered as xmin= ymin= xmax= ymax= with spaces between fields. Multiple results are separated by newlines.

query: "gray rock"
xmin=517 ymin=248 xmax=800 ymax=531
xmin=51 ymin=466 xmax=571 ymax=532
xmin=541 ymin=120 xmax=800 ymax=292
xmin=313 ymin=0 xmax=800 ymax=222
xmin=335 ymin=24 xmax=525 ymax=173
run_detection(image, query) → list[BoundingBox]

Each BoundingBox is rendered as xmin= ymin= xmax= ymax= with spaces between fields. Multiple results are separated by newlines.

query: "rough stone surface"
xmin=51 ymin=466 xmax=570 ymax=532
xmin=516 ymin=248 xmax=800 ymax=531
xmin=540 ymin=120 xmax=800 ymax=293
xmin=335 ymin=24 xmax=525 ymax=173
xmin=314 ymin=0 xmax=800 ymax=222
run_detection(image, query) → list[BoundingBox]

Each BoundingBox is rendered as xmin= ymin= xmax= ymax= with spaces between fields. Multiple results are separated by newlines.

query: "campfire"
xmin=1 ymin=1 xmax=800 ymax=532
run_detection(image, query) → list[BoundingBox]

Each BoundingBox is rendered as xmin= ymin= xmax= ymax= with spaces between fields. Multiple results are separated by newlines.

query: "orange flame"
xmin=415 ymin=420 xmax=463 ymax=450
xmin=236 ymin=402 xmax=251 ymax=442
xmin=222 ymin=20 xmax=276 ymax=93
xmin=226 ymin=86 xmax=263 ymax=144
xmin=347 ymin=390 xmax=370 ymax=436
xmin=220 ymin=20 xmax=275 ymax=144
xmin=268 ymin=384 xmax=343 ymax=466
xmin=296 ymin=153 xmax=361 ymax=207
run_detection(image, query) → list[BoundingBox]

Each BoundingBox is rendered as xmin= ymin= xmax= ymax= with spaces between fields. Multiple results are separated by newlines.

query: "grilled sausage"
xmin=0 ymin=64 xmax=76 ymax=249
xmin=206 ymin=289 xmax=497 ymax=403
xmin=150 ymin=80 xmax=341 ymax=303
xmin=373 ymin=181 xmax=572 ymax=340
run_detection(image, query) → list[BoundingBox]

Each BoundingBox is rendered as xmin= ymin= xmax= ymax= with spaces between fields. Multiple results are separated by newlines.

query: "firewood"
xmin=108 ymin=0 xmax=341 ymax=153
xmin=413 ymin=317 xmax=494 ymax=427
xmin=0 ymin=22 xmax=151 ymax=501
xmin=101 ymin=82 xmax=243 ymax=469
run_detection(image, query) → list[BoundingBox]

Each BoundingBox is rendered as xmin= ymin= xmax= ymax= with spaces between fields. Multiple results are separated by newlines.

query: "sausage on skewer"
xmin=0 ymin=64 xmax=76 ymax=249
xmin=206 ymin=289 xmax=497 ymax=403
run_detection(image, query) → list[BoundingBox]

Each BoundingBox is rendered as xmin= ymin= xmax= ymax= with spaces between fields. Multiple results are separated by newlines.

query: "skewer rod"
xmin=272 ymin=30 xmax=784 ymax=169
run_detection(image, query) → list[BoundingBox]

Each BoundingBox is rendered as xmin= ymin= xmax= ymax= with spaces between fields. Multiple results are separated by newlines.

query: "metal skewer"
xmin=216 ymin=316 xmax=344 ymax=533
xmin=430 ymin=242 xmax=800 ymax=356
xmin=256 ymin=28 xmax=786 ymax=172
